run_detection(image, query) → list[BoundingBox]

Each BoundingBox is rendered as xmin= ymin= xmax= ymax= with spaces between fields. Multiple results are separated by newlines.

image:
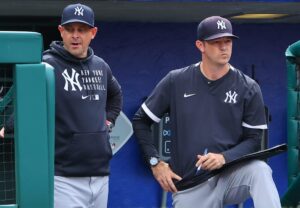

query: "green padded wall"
xmin=44 ymin=63 xmax=55 ymax=208
xmin=14 ymin=64 xmax=53 ymax=208
xmin=282 ymin=40 xmax=300 ymax=207
xmin=0 ymin=32 xmax=54 ymax=208
xmin=0 ymin=32 xmax=42 ymax=64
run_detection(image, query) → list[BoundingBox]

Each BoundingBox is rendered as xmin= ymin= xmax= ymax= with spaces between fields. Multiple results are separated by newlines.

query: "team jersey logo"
xmin=62 ymin=68 xmax=83 ymax=91
xmin=62 ymin=68 xmax=106 ymax=100
xmin=81 ymin=94 xmax=100 ymax=100
xmin=224 ymin=90 xmax=238 ymax=104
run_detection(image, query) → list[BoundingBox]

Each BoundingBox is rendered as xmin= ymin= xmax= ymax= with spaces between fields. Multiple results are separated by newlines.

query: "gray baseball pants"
xmin=54 ymin=176 xmax=109 ymax=208
xmin=173 ymin=160 xmax=281 ymax=208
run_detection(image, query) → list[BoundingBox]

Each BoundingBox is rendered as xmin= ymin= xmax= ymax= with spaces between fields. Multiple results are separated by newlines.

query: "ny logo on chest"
xmin=62 ymin=68 xmax=82 ymax=91
xmin=224 ymin=90 xmax=238 ymax=104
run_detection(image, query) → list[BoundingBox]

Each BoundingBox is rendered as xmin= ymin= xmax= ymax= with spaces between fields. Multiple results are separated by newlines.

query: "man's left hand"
xmin=196 ymin=152 xmax=226 ymax=171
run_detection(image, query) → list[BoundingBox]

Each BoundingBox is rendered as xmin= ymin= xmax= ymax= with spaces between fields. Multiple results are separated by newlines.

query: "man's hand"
xmin=196 ymin=152 xmax=225 ymax=171
xmin=151 ymin=161 xmax=182 ymax=193
xmin=106 ymin=120 xmax=114 ymax=133
xmin=0 ymin=127 xmax=5 ymax=138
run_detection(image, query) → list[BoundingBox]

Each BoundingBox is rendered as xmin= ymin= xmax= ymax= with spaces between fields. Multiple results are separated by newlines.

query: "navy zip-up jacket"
xmin=44 ymin=41 xmax=122 ymax=177
xmin=133 ymin=63 xmax=266 ymax=189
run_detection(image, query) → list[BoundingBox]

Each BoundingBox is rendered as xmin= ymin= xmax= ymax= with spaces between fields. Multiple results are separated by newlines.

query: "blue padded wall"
xmin=90 ymin=22 xmax=300 ymax=208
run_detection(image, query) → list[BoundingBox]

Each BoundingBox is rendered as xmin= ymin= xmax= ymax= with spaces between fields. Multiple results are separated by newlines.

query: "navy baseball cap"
xmin=197 ymin=16 xmax=238 ymax=41
xmin=61 ymin=3 xmax=95 ymax=27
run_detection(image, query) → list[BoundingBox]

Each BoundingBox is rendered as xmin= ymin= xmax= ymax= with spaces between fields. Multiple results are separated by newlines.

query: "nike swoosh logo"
xmin=184 ymin=93 xmax=196 ymax=98
xmin=82 ymin=95 xmax=90 ymax=100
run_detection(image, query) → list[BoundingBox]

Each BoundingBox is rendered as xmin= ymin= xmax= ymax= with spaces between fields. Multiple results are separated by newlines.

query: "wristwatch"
xmin=149 ymin=157 xmax=159 ymax=167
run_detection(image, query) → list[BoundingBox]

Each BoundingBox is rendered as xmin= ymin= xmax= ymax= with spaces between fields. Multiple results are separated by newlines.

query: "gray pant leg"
xmin=90 ymin=176 xmax=109 ymax=208
xmin=173 ymin=160 xmax=281 ymax=208
xmin=55 ymin=176 xmax=89 ymax=208
xmin=54 ymin=176 xmax=109 ymax=208
xmin=219 ymin=160 xmax=281 ymax=208
xmin=172 ymin=177 xmax=223 ymax=208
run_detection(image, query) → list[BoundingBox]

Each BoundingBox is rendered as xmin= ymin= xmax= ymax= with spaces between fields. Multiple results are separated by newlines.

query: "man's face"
xmin=197 ymin=37 xmax=233 ymax=66
xmin=58 ymin=22 xmax=97 ymax=59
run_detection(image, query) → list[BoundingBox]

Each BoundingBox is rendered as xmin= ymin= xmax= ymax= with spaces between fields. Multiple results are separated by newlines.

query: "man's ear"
xmin=58 ymin=25 xmax=63 ymax=32
xmin=195 ymin=40 xmax=205 ymax=53
xmin=91 ymin=27 xmax=98 ymax=39
xmin=58 ymin=25 xmax=64 ymax=38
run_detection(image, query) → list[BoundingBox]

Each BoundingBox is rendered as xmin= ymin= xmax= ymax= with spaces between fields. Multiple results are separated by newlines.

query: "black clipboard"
xmin=175 ymin=144 xmax=287 ymax=191
xmin=222 ymin=144 xmax=287 ymax=168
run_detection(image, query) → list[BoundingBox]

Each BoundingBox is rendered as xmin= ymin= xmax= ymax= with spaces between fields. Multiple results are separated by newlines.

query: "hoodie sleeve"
xmin=106 ymin=68 xmax=123 ymax=125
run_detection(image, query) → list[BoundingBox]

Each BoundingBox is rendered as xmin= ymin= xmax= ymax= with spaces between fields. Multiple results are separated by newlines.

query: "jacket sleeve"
xmin=132 ymin=107 xmax=160 ymax=159
xmin=132 ymin=72 xmax=173 ymax=159
xmin=106 ymin=73 xmax=123 ymax=125
xmin=221 ymin=128 xmax=262 ymax=163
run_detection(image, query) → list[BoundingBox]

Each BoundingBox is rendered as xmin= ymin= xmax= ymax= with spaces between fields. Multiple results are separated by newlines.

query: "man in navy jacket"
xmin=133 ymin=16 xmax=280 ymax=208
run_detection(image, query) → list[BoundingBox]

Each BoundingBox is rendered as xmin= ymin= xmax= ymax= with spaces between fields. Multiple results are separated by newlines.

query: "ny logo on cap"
xmin=217 ymin=20 xmax=226 ymax=30
xmin=74 ymin=6 xmax=84 ymax=16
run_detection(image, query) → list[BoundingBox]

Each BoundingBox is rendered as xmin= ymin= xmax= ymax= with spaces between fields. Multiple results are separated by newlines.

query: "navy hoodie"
xmin=43 ymin=41 xmax=122 ymax=177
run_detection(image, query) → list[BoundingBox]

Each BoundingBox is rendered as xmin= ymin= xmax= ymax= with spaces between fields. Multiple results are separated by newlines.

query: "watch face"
xmin=150 ymin=157 xmax=158 ymax=166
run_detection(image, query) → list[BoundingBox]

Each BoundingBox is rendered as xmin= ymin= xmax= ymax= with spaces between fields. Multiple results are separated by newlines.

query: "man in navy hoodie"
xmin=1 ymin=3 xmax=122 ymax=208
xmin=46 ymin=3 xmax=122 ymax=207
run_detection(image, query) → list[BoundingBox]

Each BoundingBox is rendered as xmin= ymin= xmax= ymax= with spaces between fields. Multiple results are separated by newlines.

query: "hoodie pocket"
xmin=63 ymin=131 xmax=112 ymax=175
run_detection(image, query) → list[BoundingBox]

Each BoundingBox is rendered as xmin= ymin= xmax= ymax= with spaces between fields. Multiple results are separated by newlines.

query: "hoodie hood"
xmin=43 ymin=41 xmax=94 ymax=63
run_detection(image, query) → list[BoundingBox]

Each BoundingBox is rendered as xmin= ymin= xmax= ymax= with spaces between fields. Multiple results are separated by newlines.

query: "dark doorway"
xmin=0 ymin=16 xmax=61 ymax=50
